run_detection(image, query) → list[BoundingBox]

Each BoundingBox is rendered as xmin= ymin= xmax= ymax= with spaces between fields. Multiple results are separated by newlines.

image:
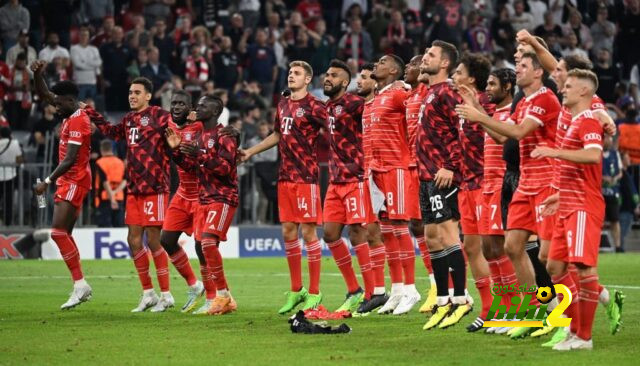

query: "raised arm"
xmin=516 ymin=30 xmax=558 ymax=74
xmin=30 ymin=60 xmax=56 ymax=105
xmin=84 ymin=107 xmax=124 ymax=140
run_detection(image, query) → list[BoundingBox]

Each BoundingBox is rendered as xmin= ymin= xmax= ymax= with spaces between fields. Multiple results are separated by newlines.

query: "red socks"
xmin=475 ymin=276 xmax=493 ymax=319
xmin=394 ymin=225 xmax=415 ymax=285
xmin=415 ymin=236 xmax=433 ymax=274
xmin=51 ymin=229 xmax=84 ymax=281
xmin=132 ymin=247 xmax=153 ymax=290
xmin=152 ymin=248 xmax=170 ymax=292
xmin=380 ymin=224 xmax=403 ymax=284
xmin=201 ymin=238 xmax=228 ymax=291
xmin=578 ymin=275 xmax=599 ymax=340
xmin=200 ymin=264 xmax=216 ymax=300
xmin=284 ymin=239 xmax=303 ymax=291
xmin=353 ymin=242 xmax=374 ymax=299
xmin=497 ymin=255 xmax=517 ymax=304
xmin=568 ymin=265 xmax=581 ymax=334
xmin=328 ymin=239 xmax=360 ymax=293
xmin=552 ymin=271 xmax=579 ymax=332
xmin=369 ymin=245 xmax=386 ymax=288
xmin=169 ymin=247 xmax=197 ymax=286
xmin=305 ymin=240 xmax=322 ymax=294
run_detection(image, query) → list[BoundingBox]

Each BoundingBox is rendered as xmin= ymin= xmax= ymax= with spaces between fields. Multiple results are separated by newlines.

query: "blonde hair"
xmin=289 ymin=60 xmax=313 ymax=78
xmin=567 ymin=68 xmax=599 ymax=91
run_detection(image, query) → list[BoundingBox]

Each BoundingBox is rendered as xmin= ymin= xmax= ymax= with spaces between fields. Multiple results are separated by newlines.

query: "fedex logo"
xmin=94 ymin=231 xmax=130 ymax=259
xmin=281 ymin=117 xmax=294 ymax=135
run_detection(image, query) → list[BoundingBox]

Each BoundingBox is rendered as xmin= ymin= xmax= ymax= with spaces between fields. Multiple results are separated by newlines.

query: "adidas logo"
xmin=353 ymin=213 xmax=360 ymax=219
xmin=209 ymin=224 xmax=217 ymax=230
xmin=435 ymin=212 xmax=443 ymax=219
xmin=492 ymin=223 xmax=499 ymax=230
xmin=149 ymin=217 xmax=156 ymax=222
xmin=390 ymin=209 xmax=396 ymax=214
xmin=303 ymin=213 xmax=310 ymax=218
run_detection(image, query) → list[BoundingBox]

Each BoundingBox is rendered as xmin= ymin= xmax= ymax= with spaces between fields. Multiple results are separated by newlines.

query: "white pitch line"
xmin=0 ymin=274 xmax=638 ymax=291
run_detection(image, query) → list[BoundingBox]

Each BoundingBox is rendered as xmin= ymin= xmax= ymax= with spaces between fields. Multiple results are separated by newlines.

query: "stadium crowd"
xmin=0 ymin=0 xmax=639 ymax=231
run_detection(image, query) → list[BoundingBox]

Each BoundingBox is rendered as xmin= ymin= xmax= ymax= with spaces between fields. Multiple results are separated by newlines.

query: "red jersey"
xmin=482 ymin=104 xmax=511 ymax=194
xmin=274 ymin=93 xmax=327 ymax=183
xmin=406 ymin=83 xmax=429 ymax=166
xmin=508 ymin=87 xmax=560 ymax=195
xmin=459 ymin=92 xmax=495 ymax=191
xmin=89 ymin=106 xmax=171 ymax=195
xmin=175 ymin=124 xmax=239 ymax=207
xmin=169 ymin=120 xmax=203 ymax=201
xmin=557 ymin=110 xmax=605 ymax=218
xmin=417 ymin=81 xmax=462 ymax=184
xmin=368 ymin=83 xmax=411 ymax=172
xmin=362 ymin=99 xmax=374 ymax=175
xmin=551 ymin=95 xmax=606 ymax=189
xmin=326 ymin=93 xmax=365 ymax=183
xmin=58 ymin=109 xmax=92 ymax=189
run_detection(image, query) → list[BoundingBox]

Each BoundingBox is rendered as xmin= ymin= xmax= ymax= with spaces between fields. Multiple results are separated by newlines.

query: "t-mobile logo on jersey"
xmin=128 ymin=127 xmax=139 ymax=145
xmin=281 ymin=117 xmax=294 ymax=135
xmin=328 ymin=116 xmax=336 ymax=134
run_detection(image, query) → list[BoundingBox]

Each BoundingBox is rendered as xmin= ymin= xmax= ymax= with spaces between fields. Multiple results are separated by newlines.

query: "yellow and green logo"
xmin=483 ymin=284 xmax=572 ymax=328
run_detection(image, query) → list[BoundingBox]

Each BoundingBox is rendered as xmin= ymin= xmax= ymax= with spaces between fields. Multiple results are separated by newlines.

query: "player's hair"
xmin=201 ymin=94 xmax=224 ymax=115
xmin=387 ymin=54 xmax=405 ymax=80
xmin=459 ymin=53 xmax=492 ymax=91
xmin=534 ymin=36 xmax=549 ymax=51
xmin=51 ymin=80 xmax=79 ymax=98
xmin=329 ymin=59 xmax=352 ymax=82
xmin=100 ymin=139 xmax=114 ymax=152
xmin=361 ymin=63 xmax=375 ymax=72
xmin=520 ymin=52 xmax=543 ymax=71
xmin=490 ymin=68 xmax=516 ymax=97
xmin=212 ymin=88 xmax=228 ymax=98
xmin=289 ymin=60 xmax=313 ymax=78
xmin=171 ymin=89 xmax=192 ymax=106
xmin=16 ymin=52 xmax=26 ymax=61
xmin=131 ymin=77 xmax=154 ymax=94
xmin=562 ymin=55 xmax=593 ymax=71
xmin=431 ymin=40 xmax=459 ymax=74
xmin=567 ymin=69 xmax=599 ymax=91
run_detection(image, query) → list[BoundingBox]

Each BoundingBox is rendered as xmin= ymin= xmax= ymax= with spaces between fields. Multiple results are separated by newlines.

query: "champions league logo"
xmin=140 ymin=116 xmax=149 ymax=127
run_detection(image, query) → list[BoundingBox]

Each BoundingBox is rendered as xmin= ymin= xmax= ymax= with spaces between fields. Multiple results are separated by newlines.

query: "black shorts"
xmin=501 ymin=169 xmax=520 ymax=229
xmin=419 ymin=180 xmax=460 ymax=224
xmin=604 ymin=195 xmax=620 ymax=222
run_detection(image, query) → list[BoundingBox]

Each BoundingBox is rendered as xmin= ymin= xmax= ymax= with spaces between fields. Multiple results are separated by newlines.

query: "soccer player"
xmin=166 ymin=95 xmax=239 ymax=315
xmin=531 ymin=69 xmax=615 ymax=350
xmin=404 ymin=54 xmax=438 ymax=313
xmin=451 ymin=53 xmax=497 ymax=332
xmin=31 ymin=61 xmax=92 ymax=310
xmin=88 ymin=77 xmax=174 ymax=312
xmin=368 ymin=54 xmax=421 ymax=315
xmin=455 ymin=52 xmax=561 ymax=329
xmin=241 ymin=61 xmax=326 ymax=314
xmin=356 ymin=63 xmax=391 ymax=314
xmin=159 ymin=90 xmax=208 ymax=313
xmin=418 ymin=41 xmax=470 ymax=330
xmin=321 ymin=59 xmax=375 ymax=313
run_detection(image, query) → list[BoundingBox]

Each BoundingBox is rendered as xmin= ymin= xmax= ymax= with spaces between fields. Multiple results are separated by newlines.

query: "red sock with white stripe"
xmin=496 ymin=255 xmax=517 ymax=305
xmin=393 ymin=225 xmax=415 ymax=286
xmin=353 ymin=242 xmax=374 ymax=299
xmin=284 ymin=239 xmax=303 ymax=291
xmin=200 ymin=265 xmax=216 ymax=299
xmin=380 ymin=224 xmax=403 ymax=284
xmin=202 ymin=238 xmax=228 ymax=291
xmin=578 ymin=275 xmax=599 ymax=340
xmin=152 ymin=248 xmax=170 ymax=292
xmin=51 ymin=229 xmax=84 ymax=282
xmin=170 ymin=247 xmax=197 ymax=286
xmin=475 ymin=276 xmax=493 ymax=319
xmin=132 ymin=247 xmax=153 ymax=290
xmin=552 ymin=271 xmax=579 ymax=328
xmin=328 ymin=239 xmax=360 ymax=293
xmin=369 ymin=244 xmax=386 ymax=294
xmin=416 ymin=236 xmax=433 ymax=275
xmin=305 ymin=240 xmax=322 ymax=294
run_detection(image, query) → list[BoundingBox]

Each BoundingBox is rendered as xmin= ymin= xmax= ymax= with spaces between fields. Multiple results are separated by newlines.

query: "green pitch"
xmin=1 ymin=254 xmax=639 ymax=365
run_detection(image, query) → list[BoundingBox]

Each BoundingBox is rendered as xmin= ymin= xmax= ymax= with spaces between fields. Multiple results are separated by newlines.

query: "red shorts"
xmin=193 ymin=202 xmax=236 ymax=242
xmin=506 ymin=187 xmax=554 ymax=240
xmin=278 ymin=181 xmax=322 ymax=224
xmin=54 ymin=182 xmax=89 ymax=211
xmin=125 ymin=193 xmax=169 ymax=227
xmin=548 ymin=211 xmax=603 ymax=267
xmin=371 ymin=168 xmax=412 ymax=221
xmin=459 ymin=189 xmax=483 ymax=235
xmin=480 ymin=190 xmax=504 ymax=236
xmin=407 ymin=167 xmax=422 ymax=220
xmin=162 ymin=194 xmax=197 ymax=235
xmin=323 ymin=181 xmax=375 ymax=225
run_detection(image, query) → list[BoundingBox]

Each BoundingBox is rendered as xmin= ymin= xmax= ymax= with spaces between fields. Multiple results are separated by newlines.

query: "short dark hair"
xmin=387 ymin=54 xmax=405 ymax=79
xmin=329 ymin=59 xmax=352 ymax=82
xmin=100 ymin=139 xmax=113 ymax=152
xmin=171 ymin=89 xmax=192 ymax=106
xmin=562 ymin=55 xmax=593 ymax=71
xmin=0 ymin=127 xmax=10 ymax=138
xmin=131 ymin=77 xmax=154 ymax=94
xmin=459 ymin=53 xmax=492 ymax=91
xmin=361 ymin=63 xmax=375 ymax=72
xmin=431 ymin=40 xmax=459 ymax=74
xmin=490 ymin=68 xmax=516 ymax=97
xmin=201 ymin=94 xmax=224 ymax=115
xmin=16 ymin=52 xmax=26 ymax=61
xmin=521 ymin=52 xmax=543 ymax=70
xmin=51 ymin=81 xmax=79 ymax=98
